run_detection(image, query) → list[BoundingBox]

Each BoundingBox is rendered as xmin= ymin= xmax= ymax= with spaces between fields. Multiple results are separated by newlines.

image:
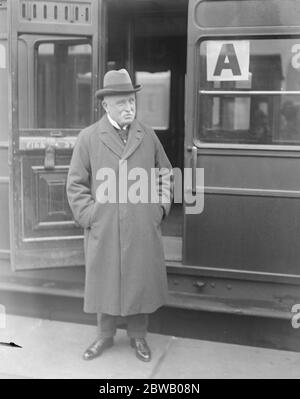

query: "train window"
xmin=196 ymin=0 xmax=300 ymax=28
xmin=34 ymin=39 xmax=92 ymax=129
xmin=135 ymin=71 xmax=171 ymax=130
xmin=198 ymin=37 xmax=300 ymax=145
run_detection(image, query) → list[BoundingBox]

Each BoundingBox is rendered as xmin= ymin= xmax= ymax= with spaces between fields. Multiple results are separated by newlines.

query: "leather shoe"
xmin=130 ymin=338 xmax=151 ymax=362
xmin=83 ymin=337 xmax=114 ymax=360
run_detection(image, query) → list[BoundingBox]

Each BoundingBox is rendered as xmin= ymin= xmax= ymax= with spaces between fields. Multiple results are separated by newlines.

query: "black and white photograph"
xmin=0 ymin=0 xmax=300 ymax=382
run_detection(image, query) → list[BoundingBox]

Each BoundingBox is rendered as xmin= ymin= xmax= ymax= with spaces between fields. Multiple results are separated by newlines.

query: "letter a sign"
xmin=206 ymin=41 xmax=250 ymax=81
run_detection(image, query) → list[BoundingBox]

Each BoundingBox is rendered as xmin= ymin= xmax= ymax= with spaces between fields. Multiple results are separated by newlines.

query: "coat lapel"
xmin=122 ymin=120 xmax=145 ymax=160
xmin=98 ymin=115 xmax=124 ymax=159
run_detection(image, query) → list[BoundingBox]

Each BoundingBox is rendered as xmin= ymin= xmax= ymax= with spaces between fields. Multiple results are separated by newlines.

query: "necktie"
xmin=118 ymin=128 xmax=129 ymax=144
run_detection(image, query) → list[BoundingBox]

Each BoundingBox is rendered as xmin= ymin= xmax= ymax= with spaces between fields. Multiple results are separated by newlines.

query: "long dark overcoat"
xmin=66 ymin=114 xmax=172 ymax=316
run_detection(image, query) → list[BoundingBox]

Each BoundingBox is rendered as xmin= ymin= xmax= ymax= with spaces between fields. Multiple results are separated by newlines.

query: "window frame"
xmin=195 ymin=34 xmax=300 ymax=151
xmin=33 ymin=35 xmax=93 ymax=130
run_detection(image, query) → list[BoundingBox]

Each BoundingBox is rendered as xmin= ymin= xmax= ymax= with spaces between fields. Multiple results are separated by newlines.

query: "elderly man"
xmin=67 ymin=69 xmax=172 ymax=362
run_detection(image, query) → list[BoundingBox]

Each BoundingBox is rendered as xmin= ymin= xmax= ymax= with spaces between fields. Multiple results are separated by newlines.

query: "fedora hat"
xmin=95 ymin=69 xmax=142 ymax=98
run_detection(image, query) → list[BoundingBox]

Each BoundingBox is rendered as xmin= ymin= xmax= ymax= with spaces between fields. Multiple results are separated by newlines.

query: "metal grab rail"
xmin=199 ymin=90 xmax=300 ymax=95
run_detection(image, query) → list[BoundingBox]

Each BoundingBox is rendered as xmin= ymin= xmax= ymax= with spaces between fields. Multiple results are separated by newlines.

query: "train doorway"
xmin=106 ymin=0 xmax=188 ymax=261
xmin=9 ymin=0 xmax=102 ymax=270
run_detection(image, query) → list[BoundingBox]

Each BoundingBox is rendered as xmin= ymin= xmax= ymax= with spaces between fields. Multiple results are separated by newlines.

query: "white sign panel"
xmin=0 ymin=44 xmax=5 ymax=69
xmin=206 ymin=41 xmax=250 ymax=81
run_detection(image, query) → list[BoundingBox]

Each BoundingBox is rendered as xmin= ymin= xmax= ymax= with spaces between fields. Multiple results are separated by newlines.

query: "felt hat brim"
xmin=95 ymin=84 xmax=142 ymax=99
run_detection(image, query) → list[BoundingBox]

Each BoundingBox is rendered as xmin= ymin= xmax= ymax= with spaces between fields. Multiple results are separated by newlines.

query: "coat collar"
xmin=98 ymin=114 xmax=145 ymax=160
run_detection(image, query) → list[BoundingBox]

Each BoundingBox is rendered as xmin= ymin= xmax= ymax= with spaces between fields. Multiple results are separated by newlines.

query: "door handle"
xmin=191 ymin=145 xmax=198 ymax=196
xmin=44 ymin=138 xmax=56 ymax=170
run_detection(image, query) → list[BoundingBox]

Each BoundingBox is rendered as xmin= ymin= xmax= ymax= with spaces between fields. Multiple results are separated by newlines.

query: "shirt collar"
xmin=107 ymin=113 xmax=128 ymax=130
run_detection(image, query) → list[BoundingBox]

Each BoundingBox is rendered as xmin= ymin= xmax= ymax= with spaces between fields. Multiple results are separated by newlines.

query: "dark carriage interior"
xmin=106 ymin=0 xmax=189 ymax=237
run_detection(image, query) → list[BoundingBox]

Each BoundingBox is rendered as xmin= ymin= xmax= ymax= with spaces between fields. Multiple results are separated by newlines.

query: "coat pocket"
xmin=152 ymin=203 xmax=164 ymax=226
xmin=89 ymin=202 xmax=100 ymax=227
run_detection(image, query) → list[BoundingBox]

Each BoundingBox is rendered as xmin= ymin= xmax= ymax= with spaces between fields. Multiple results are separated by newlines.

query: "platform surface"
xmin=0 ymin=315 xmax=300 ymax=379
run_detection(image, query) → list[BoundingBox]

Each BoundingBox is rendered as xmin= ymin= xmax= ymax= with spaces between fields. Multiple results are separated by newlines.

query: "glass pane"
xmin=198 ymin=38 xmax=300 ymax=145
xmin=0 ymin=40 xmax=8 ymax=141
xmin=199 ymin=38 xmax=300 ymax=91
xmin=36 ymin=40 xmax=92 ymax=129
xmin=200 ymin=94 xmax=300 ymax=144
xmin=136 ymin=71 xmax=171 ymax=130
xmin=196 ymin=0 xmax=300 ymax=28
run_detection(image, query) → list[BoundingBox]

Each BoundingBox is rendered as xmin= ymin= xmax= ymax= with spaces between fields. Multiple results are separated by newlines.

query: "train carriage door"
xmin=185 ymin=0 xmax=300 ymax=301
xmin=8 ymin=0 xmax=104 ymax=269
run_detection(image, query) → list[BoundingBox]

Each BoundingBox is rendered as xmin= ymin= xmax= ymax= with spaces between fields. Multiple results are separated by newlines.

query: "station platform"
xmin=0 ymin=314 xmax=300 ymax=379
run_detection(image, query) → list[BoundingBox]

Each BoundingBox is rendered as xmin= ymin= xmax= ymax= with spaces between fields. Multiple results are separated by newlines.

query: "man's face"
xmin=102 ymin=93 xmax=136 ymax=127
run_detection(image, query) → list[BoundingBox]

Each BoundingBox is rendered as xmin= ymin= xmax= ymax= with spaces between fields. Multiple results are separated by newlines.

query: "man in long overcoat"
xmin=66 ymin=69 xmax=173 ymax=362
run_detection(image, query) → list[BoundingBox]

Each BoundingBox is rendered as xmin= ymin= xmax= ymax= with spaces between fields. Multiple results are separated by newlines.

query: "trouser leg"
xmin=126 ymin=314 xmax=149 ymax=338
xmin=97 ymin=313 xmax=117 ymax=339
